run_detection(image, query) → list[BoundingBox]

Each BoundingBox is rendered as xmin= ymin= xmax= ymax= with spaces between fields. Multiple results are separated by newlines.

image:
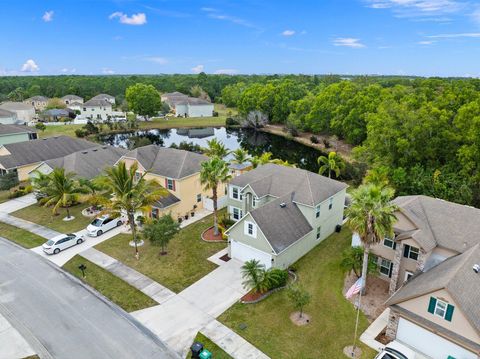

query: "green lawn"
xmin=63 ymin=255 xmax=157 ymax=312
xmin=218 ymin=229 xmax=376 ymax=359
xmin=0 ymin=189 xmax=11 ymax=204
xmin=12 ymin=203 xmax=92 ymax=233
xmin=96 ymin=212 xmax=227 ymax=293
xmin=187 ymin=332 xmax=232 ymax=359
xmin=0 ymin=222 xmax=45 ymax=248
xmin=142 ymin=116 xmax=226 ymax=129
xmin=38 ymin=124 xmax=82 ymax=138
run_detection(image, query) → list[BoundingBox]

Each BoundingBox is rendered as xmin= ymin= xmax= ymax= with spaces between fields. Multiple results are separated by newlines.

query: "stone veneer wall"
xmin=389 ymin=242 xmax=404 ymax=295
xmin=416 ymin=248 xmax=427 ymax=272
xmin=385 ymin=310 xmax=400 ymax=340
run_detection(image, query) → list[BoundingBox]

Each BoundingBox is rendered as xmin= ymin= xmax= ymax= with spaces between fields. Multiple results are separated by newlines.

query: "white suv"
xmin=43 ymin=233 xmax=85 ymax=255
xmin=87 ymin=215 xmax=123 ymax=237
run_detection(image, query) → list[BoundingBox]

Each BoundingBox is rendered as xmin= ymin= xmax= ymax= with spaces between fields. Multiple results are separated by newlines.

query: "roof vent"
xmin=473 ymin=264 xmax=480 ymax=274
xmin=280 ymin=202 xmax=286 ymax=208
xmin=81 ymin=151 xmax=88 ymax=154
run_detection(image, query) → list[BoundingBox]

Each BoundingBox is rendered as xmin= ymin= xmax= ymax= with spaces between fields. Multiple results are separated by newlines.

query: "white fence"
xmin=203 ymin=195 xmax=227 ymax=211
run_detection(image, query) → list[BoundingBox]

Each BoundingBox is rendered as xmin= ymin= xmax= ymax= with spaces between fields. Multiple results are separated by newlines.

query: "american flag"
xmin=345 ymin=277 xmax=363 ymax=299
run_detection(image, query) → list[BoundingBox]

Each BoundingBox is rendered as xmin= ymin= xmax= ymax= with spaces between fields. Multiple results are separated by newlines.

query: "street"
xmin=0 ymin=237 xmax=179 ymax=359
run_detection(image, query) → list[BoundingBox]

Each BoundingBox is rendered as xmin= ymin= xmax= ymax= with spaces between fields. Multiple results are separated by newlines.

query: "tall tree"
xmin=39 ymin=168 xmax=86 ymax=219
xmin=125 ymin=83 xmax=162 ymax=119
xmin=142 ymin=214 xmax=180 ymax=255
xmin=317 ymin=151 xmax=344 ymax=178
xmin=200 ymin=157 xmax=231 ymax=236
xmin=99 ymin=162 xmax=165 ymax=259
xmin=346 ymin=184 xmax=398 ymax=293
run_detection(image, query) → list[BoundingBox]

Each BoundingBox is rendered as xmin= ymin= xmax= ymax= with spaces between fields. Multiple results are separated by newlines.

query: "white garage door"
xmin=230 ymin=240 xmax=272 ymax=269
xmin=397 ymin=318 xmax=476 ymax=359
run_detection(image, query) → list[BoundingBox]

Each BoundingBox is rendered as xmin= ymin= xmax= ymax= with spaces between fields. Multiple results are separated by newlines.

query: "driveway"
xmin=0 ymin=237 xmax=179 ymax=359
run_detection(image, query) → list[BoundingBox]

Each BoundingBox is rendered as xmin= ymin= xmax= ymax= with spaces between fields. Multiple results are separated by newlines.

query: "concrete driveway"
xmin=0 ymin=193 xmax=36 ymax=214
xmin=30 ymin=225 xmax=126 ymax=266
xmin=0 ymin=237 xmax=179 ymax=359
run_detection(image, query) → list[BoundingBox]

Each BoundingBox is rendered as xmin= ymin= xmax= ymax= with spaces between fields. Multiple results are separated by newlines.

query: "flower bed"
xmin=201 ymin=226 xmax=225 ymax=242
xmin=241 ymin=270 xmax=297 ymax=304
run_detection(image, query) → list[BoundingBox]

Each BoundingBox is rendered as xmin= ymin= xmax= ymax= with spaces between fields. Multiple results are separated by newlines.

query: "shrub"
xmin=220 ymin=216 xmax=235 ymax=228
xmin=0 ymin=172 xmax=19 ymax=190
xmin=225 ymin=117 xmax=239 ymax=127
xmin=35 ymin=122 xmax=46 ymax=132
xmin=323 ymin=139 xmax=330 ymax=148
xmin=266 ymin=268 xmax=289 ymax=289
xmin=310 ymin=135 xmax=319 ymax=144
xmin=212 ymin=111 xmax=219 ymax=117
xmin=75 ymin=129 xmax=87 ymax=138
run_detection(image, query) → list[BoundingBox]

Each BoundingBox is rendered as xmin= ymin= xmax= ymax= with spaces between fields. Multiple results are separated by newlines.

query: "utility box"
xmin=199 ymin=349 xmax=212 ymax=359
xmin=190 ymin=342 xmax=204 ymax=358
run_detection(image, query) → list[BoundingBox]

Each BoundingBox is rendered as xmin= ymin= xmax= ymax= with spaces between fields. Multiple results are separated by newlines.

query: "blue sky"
xmin=2 ymin=0 xmax=480 ymax=76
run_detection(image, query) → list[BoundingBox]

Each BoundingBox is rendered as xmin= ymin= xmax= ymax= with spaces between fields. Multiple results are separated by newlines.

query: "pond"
xmin=98 ymin=127 xmax=326 ymax=173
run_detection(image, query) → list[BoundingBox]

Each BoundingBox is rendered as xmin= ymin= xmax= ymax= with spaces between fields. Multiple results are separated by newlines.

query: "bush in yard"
xmin=142 ymin=214 xmax=180 ymax=255
xmin=340 ymin=246 xmax=377 ymax=278
xmin=266 ymin=268 xmax=289 ymax=289
xmin=241 ymin=259 xmax=269 ymax=293
xmin=287 ymin=284 xmax=311 ymax=318
xmin=212 ymin=111 xmax=219 ymax=117
xmin=225 ymin=117 xmax=239 ymax=127
xmin=75 ymin=128 xmax=87 ymax=138
xmin=0 ymin=172 xmax=19 ymax=190
xmin=310 ymin=135 xmax=319 ymax=144
xmin=35 ymin=122 xmax=46 ymax=132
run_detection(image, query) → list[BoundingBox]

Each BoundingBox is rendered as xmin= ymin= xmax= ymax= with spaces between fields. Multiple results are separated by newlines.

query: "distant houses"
xmin=61 ymin=95 xmax=84 ymax=105
xmin=0 ymin=102 xmax=35 ymax=123
xmin=0 ymin=124 xmax=37 ymax=146
xmin=90 ymin=94 xmax=115 ymax=105
xmin=161 ymin=91 xmax=214 ymax=117
xmin=80 ymin=99 xmax=113 ymax=121
xmin=24 ymin=96 xmax=49 ymax=111
xmin=0 ymin=109 xmax=18 ymax=125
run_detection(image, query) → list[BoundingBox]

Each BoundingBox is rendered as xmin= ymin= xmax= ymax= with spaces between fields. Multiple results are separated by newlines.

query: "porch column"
xmin=416 ymin=248 xmax=427 ymax=272
xmin=385 ymin=310 xmax=400 ymax=341
xmin=389 ymin=242 xmax=403 ymax=295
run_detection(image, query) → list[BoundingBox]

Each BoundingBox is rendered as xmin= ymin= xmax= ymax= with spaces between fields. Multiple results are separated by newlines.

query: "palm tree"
xmin=99 ymin=162 xmax=165 ymax=259
xmin=231 ymin=148 xmax=250 ymax=165
xmin=346 ymin=184 xmax=398 ymax=294
xmin=250 ymin=152 xmax=273 ymax=168
xmin=31 ymin=170 xmax=52 ymax=197
xmin=241 ymin=259 xmax=267 ymax=293
xmin=204 ymin=138 xmax=230 ymax=158
xmin=200 ymin=157 xmax=231 ymax=236
xmin=39 ymin=168 xmax=86 ymax=219
xmin=79 ymin=178 xmax=105 ymax=209
xmin=317 ymin=151 xmax=344 ymax=178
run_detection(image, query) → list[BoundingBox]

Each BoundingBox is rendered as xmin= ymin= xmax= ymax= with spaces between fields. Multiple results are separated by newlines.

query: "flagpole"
xmin=351 ymin=280 xmax=363 ymax=357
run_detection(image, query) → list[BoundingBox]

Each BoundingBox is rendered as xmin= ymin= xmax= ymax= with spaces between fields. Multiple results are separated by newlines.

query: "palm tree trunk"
xmin=128 ymin=212 xmax=139 ymax=259
xmin=66 ymin=207 xmax=71 ymax=219
xmin=361 ymin=244 xmax=370 ymax=295
xmin=213 ymin=186 xmax=219 ymax=236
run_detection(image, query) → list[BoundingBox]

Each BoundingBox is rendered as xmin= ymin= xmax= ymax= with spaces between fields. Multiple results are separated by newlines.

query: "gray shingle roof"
xmin=394 ymin=195 xmax=480 ymax=253
xmin=0 ymin=136 xmax=98 ymax=169
xmin=122 ymin=145 xmax=208 ymax=179
xmin=0 ymin=102 xmax=35 ymax=111
xmin=0 ymin=109 xmax=15 ymax=118
xmin=43 ymin=146 xmax=127 ymax=179
xmin=250 ymin=194 xmax=313 ymax=253
xmin=91 ymin=94 xmax=115 ymax=100
xmin=26 ymin=96 xmax=48 ymax=102
xmin=83 ymin=99 xmax=112 ymax=107
xmin=230 ymin=163 xmax=348 ymax=206
xmin=0 ymin=124 xmax=36 ymax=135
xmin=387 ymin=244 xmax=480 ymax=332
xmin=154 ymin=193 xmax=180 ymax=209
xmin=62 ymin=95 xmax=83 ymax=101
xmin=176 ymin=97 xmax=212 ymax=106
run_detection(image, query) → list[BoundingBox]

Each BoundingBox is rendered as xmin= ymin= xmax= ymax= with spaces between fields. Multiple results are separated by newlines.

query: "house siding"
xmin=227 ymin=213 xmax=273 ymax=256
xmin=0 ymin=133 xmax=30 ymax=146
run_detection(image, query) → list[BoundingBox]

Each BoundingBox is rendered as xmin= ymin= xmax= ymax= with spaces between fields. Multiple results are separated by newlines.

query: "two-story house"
xmin=81 ymin=99 xmax=113 ymax=121
xmin=24 ymin=96 xmax=49 ymax=112
xmin=225 ymin=163 xmax=347 ymax=269
xmin=117 ymin=145 xmax=226 ymax=220
xmin=370 ymin=195 xmax=480 ymax=359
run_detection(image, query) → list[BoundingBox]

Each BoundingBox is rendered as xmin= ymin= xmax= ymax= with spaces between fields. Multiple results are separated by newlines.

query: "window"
xmin=379 ymin=258 xmax=393 ymax=277
xmin=151 ymin=208 xmax=159 ymax=219
xmin=316 ymin=226 xmax=321 ymax=240
xmin=196 ymin=194 xmax=202 ymax=203
xmin=328 ymin=197 xmax=333 ymax=210
xmin=404 ymin=271 xmax=413 ymax=282
xmin=232 ymin=207 xmax=243 ymax=220
xmin=166 ymin=178 xmax=175 ymax=191
xmin=383 ymin=237 xmax=397 ymax=250
xmin=231 ymin=187 xmax=239 ymax=200
xmin=403 ymin=244 xmax=419 ymax=260
xmin=244 ymin=221 xmax=256 ymax=237
xmin=428 ymin=297 xmax=455 ymax=321
xmin=134 ymin=171 xmax=142 ymax=182
xmin=315 ymin=205 xmax=321 ymax=218
xmin=252 ymin=196 xmax=257 ymax=207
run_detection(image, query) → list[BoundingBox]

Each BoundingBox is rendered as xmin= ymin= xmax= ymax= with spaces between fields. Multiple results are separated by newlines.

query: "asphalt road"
xmin=0 ymin=237 xmax=179 ymax=359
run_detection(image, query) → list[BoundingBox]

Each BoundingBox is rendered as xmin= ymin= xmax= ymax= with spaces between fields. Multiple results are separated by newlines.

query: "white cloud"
xmin=282 ymin=30 xmax=296 ymax=36
xmin=42 ymin=10 xmax=54 ymax=22
xmin=417 ymin=40 xmax=436 ymax=44
xmin=214 ymin=69 xmax=238 ymax=75
xmin=426 ymin=32 xmax=480 ymax=38
xmin=60 ymin=68 xmax=76 ymax=73
xmin=333 ymin=38 xmax=366 ymax=48
xmin=145 ymin=57 xmax=168 ymax=65
xmin=102 ymin=68 xmax=115 ymax=74
xmin=366 ymin=0 xmax=466 ymax=20
xmin=191 ymin=64 xmax=204 ymax=74
xmin=201 ymin=7 xmax=258 ymax=29
xmin=109 ymin=12 xmax=147 ymax=25
xmin=21 ymin=59 xmax=39 ymax=72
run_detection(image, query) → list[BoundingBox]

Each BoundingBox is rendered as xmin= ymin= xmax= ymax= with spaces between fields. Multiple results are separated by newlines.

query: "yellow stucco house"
xmin=117 ymin=145 xmax=226 ymax=221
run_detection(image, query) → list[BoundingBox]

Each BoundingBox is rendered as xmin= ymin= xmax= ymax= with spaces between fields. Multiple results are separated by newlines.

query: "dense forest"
xmin=1 ymin=74 xmax=479 ymax=207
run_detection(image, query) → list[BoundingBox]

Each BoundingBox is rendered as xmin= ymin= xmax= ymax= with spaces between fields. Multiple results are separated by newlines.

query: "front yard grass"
xmin=218 ymin=229 xmax=376 ymax=359
xmin=0 ymin=222 xmax=45 ymax=248
xmin=143 ymin=116 xmax=226 ymax=129
xmin=12 ymin=203 xmax=92 ymax=233
xmin=96 ymin=212 xmax=227 ymax=293
xmin=187 ymin=332 xmax=232 ymax=359
xmin=63 ymin=255 xmax=157 ymax=312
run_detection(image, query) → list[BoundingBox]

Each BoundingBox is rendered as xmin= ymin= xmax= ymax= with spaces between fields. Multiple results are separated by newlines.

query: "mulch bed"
xmin=219 ymin=253 xmax=231 ymax=262
xmin=241 ymin=290 xmax=264 ymax=302
xmin=201 ymin=226 xmax=224 ymax=242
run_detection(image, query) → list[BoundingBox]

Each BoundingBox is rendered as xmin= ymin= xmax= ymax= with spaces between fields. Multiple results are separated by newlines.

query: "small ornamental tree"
xmin=143 ymin=214 xmax=180 ymax=255
xmin=288 ymin=285 xmax=311 ymax=318
xmin=35 ymin=122 xmax=46 ymax=132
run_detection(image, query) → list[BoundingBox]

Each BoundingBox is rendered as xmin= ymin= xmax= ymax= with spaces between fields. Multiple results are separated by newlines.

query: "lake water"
xmin=98 ymin=127 xmax=325 ymax=173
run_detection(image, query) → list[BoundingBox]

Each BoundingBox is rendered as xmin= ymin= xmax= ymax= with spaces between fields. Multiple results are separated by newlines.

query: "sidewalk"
xmin=0 ymin=311 xmax=36 ymax=359
xmin=0 ymin=212 xmax=61 ymax=239
xmin=0 ymin=193 xmax=36 ymax=214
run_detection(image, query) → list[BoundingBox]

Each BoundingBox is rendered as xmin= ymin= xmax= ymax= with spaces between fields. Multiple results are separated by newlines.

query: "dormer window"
xmin=383 ymin=237 xmax=397 ymax=250
xmin=244 ymin=221 xmax=256 ymax=237
xmin=403 ymin=244 xmax=419 ymax=260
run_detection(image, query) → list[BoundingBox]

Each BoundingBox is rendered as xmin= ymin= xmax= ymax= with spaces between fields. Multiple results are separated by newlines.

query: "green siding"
xmin=0 ymin=133 xmax=30 ymax=146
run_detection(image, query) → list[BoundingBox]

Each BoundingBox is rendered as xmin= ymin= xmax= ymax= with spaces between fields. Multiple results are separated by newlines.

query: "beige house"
xmin=117 ymin=145 xmax=226 ymax=220
xmin=369 ymin=195 xmax=480 ymax=358
xmin=24 ymin=96 xmax=49 ymax=111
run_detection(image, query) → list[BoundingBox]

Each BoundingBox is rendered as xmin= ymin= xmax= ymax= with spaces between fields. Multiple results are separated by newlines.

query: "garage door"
xmin=397 ymin=318 xmax=476 ymax=359
xmin=230 ymin=240 xmax=272 ymax=269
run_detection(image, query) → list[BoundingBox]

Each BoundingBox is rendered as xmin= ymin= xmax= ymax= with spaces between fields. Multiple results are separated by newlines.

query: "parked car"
xmin=375 ymin=342 xmax=416 ymax=359
xmin=86 ymin=215 xmax=123 ymax=237
xmin=42 ymin=233 xmax=85 ymax=255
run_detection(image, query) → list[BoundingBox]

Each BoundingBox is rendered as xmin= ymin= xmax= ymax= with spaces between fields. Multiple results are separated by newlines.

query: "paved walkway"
xmin=0 ymin=212 xmax=62 ymax=239
xmin=179 ymin=208 xmax=212 ymax=229
xmin=0 ymin=311 xmax=36 ymax=359
xmin=80 ymin=248 xmax=176 ymax=304
xmin=0 ymin=193 xmax=36 ymax=214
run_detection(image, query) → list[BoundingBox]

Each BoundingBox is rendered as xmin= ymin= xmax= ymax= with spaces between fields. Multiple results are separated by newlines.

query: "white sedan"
xmin=42 ymin=233 xmax=85 ymax=255
xmin=375 ymin=342 xmax=416 ymax=359
xmin=86 ymin=215 xmax=123 ymax=237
